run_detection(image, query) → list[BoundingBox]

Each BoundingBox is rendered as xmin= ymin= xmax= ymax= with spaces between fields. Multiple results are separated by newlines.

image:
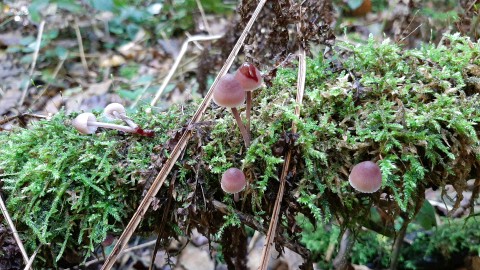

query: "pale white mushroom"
xmin=72 ymin=112 xmax=135 ymax=135
xmin=103 ymin=103 xmax=138 ymax=128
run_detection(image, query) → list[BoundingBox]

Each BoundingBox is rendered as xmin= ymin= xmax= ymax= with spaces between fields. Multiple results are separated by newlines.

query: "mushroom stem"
xmin=234 ymin=193 xmax=240 ymax=202
xmin=124 ymin=118 xmax=138 ymax=129
xmin=113 ymin=111 xmax=138 ymax=129
xmin=230 ymin=107 xmax=250 ymax=147
xmin=246 ymin=91 xmax=252 ymax=135
xmin=89 ymin=121 xmax=136 ymax=133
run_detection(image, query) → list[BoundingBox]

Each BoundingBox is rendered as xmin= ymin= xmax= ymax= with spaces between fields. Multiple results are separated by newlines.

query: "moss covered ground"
xmin=1 ymin=34 xmax=480 ymax=267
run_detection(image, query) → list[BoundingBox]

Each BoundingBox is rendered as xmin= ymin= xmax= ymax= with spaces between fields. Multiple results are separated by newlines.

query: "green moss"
xmin=300 ymin=216 xmax=480 ymax=269
xmin=206 ymin=33 xmax=479 ymax=223
xmin=0 ymin=107 xmax=190 ymax=264
xmin=1 ymin=34 xmax=480 ymax=266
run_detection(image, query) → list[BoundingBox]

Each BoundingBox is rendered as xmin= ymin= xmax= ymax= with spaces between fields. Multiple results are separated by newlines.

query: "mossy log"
xmin=1 ymin=34 xmax=480 ymax=267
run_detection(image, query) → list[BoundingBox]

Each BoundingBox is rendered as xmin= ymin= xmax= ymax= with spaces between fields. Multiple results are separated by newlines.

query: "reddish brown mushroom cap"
xmin=221 ymin=168 xmax=246 ymax=194
xmin=235 ymin=62 xmax=262 ymax=91
xmin=348 ymin=161 xmax=382 ymax=193
xmin=213 ymin=74 xmax=245 ymax=108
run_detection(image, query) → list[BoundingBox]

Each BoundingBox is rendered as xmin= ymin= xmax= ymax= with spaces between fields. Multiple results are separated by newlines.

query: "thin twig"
xmin=30 ymin=57 xmax=66 ymax=108
xmin=149 ymin=172 xmax=178 ymax=270
xmin=100 ymin=1 xmax=267 ymax=269
xmin=212 ymin=200 xmax=310 ymax=258
xmin=74 ymin=17 xmax=89 ymax=73
xmin=259 ymin=7 xmax=307 ymax=266
xmin=332 ymin=229 xmax=354 ymax=270
xmin=0 ymin=193 xmax=30 ymax=265
xmin=399 ymin=23 xmax=423 ymax=43
xmin=71 ymin=240 xmax=157 ymax=269
xmin=150 ymin=34 xmax=223 ymax=107
xmin=0 ymin=115 xmax=21 ymax=126
xmin=130 ymin=82 xmax=151 ymax=109
xmin=131 ymin=55 xmax=200 ymax=109
xmin=185 ymin=32 xmax=204 ymax=50
xmin=22 ymin=244 xmax=42 ymax=270
xmin=19 ymin=20 xmax=45 ymax=106
xmin=390 ymin=195 xmax=425 ymax=269
xmin=389 ymin=221 xmax=408 ymax=270
xmin=397 ymin=9 xmax=420 ymax=43
xmin=259 ymin=48 xmax=306 ymax=270
xmin=195 ymin=0 xmax=211 ymax=34
xmin=258 ymin=151 xmax=292 ymax=269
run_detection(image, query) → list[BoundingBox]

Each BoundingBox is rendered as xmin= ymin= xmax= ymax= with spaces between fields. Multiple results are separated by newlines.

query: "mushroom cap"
xmin=348 ymin=161 xmax=382 ymax=193
xmin=221 ymin=168 xmax=246 ymax=194
xmin=235 ymin=62 xmax=262 ymax=91
xmin=213 ymin=74 xmax=246 ymax=108
xmin=72 ymin=113 xmax=97 ymax=134
xmin=104 ymin=103 xmax=127 ymax=120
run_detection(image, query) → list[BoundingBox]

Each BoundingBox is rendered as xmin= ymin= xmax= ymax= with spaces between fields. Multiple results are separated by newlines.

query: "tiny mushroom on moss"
xmin=72 ymin=112 xmax=136 ymax=135
xmin=213 ymin=74 xmax=246 ymax=108
xmin=348 ymin=161 xmax=383 ymax=193
xmin=221 ymin=168 xmax=247 ymax=202
xmin=235 ymin=62 xmax=263 ymax=91
xmin=235 ymin=62 xmax=263 ymax=136
xmin=104 ymin=103 xmax=138 ymax=128
xmin=103 ymin=103 xmax=155 ymax=137
xmin=213 ymin=74 xmax=250 ymax=147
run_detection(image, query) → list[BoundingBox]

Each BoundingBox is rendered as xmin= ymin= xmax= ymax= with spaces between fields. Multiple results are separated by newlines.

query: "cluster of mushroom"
xmin=213 ymin=62 xmax=263 ymax=201
xmin=214 ymin=62 xmax=262 ymax=201
xmin=213 ymin=62 xmax=263 ymax=148
xmin=215 ymin=64 xmax=383 ymax=201
xmin=72 ymin=103 xmax=154 ymax=137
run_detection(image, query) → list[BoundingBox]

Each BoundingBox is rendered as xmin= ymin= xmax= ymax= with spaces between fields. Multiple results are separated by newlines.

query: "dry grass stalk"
xmin=150 ymin=34 xmax=224 ymax=107
xmin=195 ymin=0 xmax=211 ymax=34
xmin=100 ymin=1 xmax=268 ymax=269
xmin=259 ymin=47 xmax=307 ymax=270
xmin=80 ymin=240 xmax=157 ymax=268
xmin=74 ymin=17 xmax=89 ymax=73
xmin=30 ymin=58 xmax=66 ymax=109
xmin=22 ymin=244 xmax=42 ymax=270
xmin=19 ymin=20 xmax=45 ymax=106
xmin=0 ymin=193 xmax=30 ymax=266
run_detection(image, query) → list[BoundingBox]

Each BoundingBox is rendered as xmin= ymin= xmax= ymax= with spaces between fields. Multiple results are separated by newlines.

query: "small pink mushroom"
xmin=213 ymin=74 xmax=246 ymax=108
xmin=213 ymin=74 xmax=249 ymax=147
xmin=235 ymin=62 xmax=262 ymax=139
xmin=235 ymin=62 xmax=262 ymax=91
xmin=348 ymin=161 xmax=383 ymax=193
xmin=221 ymin=168 xmax=246 ymax=202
